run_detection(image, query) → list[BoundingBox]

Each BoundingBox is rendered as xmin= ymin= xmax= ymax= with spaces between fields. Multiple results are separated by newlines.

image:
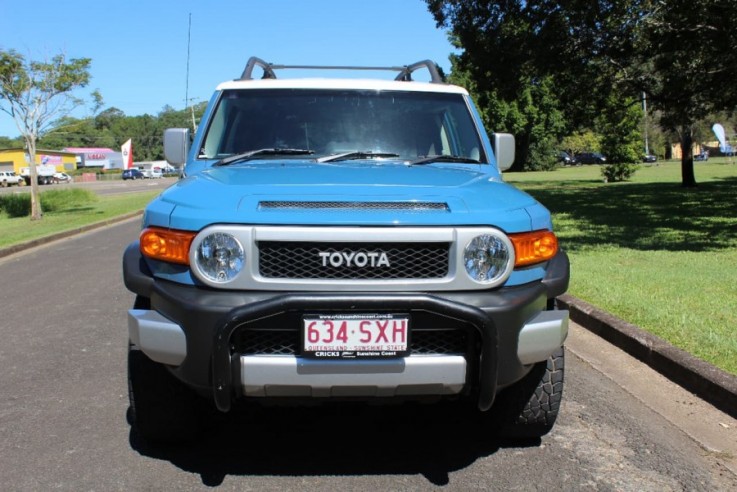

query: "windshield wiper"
xmin=214 ymin=148 xmax=314 ymax=166
xmin=409 ymin=155 xmax=481 ymax=166
xmin=317 ymin=151 xmax=400 ymax=163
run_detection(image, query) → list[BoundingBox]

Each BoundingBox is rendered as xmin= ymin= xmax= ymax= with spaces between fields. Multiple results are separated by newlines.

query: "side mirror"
xmin=491 ymin=133 xmax=515 ymax=171
xmin=163 ymin=128 xmax=190 ymax=166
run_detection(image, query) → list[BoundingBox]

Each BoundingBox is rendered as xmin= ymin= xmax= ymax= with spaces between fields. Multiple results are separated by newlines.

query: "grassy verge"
xmin=0 ymin=190 xmax=159 ymax=248
xmin=506 ymin=159 xmax=737 ymax=375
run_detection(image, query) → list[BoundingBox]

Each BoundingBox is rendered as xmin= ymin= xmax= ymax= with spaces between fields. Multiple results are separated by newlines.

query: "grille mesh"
xmin=259 ymin=201 xmax=449 ymax=212
xmin=258 ymin=242 xmax=449 ymax=279
xmin=234 ymin=329 xmax=467 ymax=356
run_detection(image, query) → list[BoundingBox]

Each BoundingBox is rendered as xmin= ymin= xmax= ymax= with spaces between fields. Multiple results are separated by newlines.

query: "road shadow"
xmin=129 ymin=401 xmax=539 ymax=487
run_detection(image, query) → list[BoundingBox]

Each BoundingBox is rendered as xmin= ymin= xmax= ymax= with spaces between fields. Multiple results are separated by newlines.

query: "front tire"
xmin=127 ymin=345 xmax=202 ymax=444
xmin=492 ymin=347 xmax=565 ymax=439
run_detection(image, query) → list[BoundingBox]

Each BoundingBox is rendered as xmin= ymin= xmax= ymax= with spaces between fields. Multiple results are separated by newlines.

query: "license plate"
xmin=302 ymin=314 xmax=410 ymax=359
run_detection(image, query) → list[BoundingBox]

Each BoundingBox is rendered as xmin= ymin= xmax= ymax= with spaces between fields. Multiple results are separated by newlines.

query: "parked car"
xmin=559 ymin=151 xmax=578 ymax=166
xmin=694 ymin=151 xmax=709 ymax=161
xmin=52 ymin=172 xmax=72 ymax=184
xmin=642 ymin=154 xmax=657 ymax=163
xmin=0 ymin=171 xmax=25 ymax=187
xmin=575 ymin=152 xmax=607 ymax=164
xmin=122 ymin=169 xmax=144 ymax=180
xmin=142 ymin=168 xmax=163 ymax=179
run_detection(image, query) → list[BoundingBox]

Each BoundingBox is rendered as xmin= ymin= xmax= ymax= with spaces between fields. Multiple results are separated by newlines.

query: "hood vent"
xmin=258 ymin=201 xmax=450 ymax=212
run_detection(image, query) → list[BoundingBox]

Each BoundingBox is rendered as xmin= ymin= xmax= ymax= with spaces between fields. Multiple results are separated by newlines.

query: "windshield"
xmin=200 ymin=89 xmax=486 ymax=162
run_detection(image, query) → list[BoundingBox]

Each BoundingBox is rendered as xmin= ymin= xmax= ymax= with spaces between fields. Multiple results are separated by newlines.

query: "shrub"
xmin=602 ymin=162 xmax=639 ymax=182
xmin=0 ymin=193 xmax=32 ymax=217
xmin=0 ymin=188 xmax=97 ymax=218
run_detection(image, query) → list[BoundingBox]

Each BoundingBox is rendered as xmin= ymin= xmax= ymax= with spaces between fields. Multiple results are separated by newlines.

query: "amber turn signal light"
xmin=139 ymin=228 xmax=196 ymax=265
xmin=509 ymin=230 xmax=558 ymax=267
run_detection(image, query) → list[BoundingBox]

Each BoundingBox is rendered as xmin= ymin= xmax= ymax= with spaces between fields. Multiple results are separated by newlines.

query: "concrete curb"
xmin=558 ymin=293 xmax=737 ymax=419
xmin=0 ymin=211 xmax=142 ymax=260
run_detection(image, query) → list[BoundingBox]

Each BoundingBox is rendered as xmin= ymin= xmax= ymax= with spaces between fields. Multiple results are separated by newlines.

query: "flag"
xmin=121 ymin=139 xmax=133 ymax=169
xmin=712 ymin=124 xmax=726 ymax=148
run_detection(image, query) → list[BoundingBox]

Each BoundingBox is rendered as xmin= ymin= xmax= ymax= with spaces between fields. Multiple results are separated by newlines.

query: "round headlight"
xmin=195 ymin=233 xmax=244 ymax=283
xmin=464 ymin=234 xmax=511 ymax=284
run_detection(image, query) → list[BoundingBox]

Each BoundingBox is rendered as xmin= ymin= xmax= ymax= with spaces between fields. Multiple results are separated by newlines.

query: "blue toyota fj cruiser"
xmin=123 ymin=57 xmax=570 ymax=443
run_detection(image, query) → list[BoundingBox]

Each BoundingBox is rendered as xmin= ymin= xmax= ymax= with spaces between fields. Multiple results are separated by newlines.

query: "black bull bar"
xmin=211 ymin=293 xmax=498 ymax=412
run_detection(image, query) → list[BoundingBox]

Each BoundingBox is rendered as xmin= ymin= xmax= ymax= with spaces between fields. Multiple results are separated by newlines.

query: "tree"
xmin=0 ymin=49 xmax=91 ymax=219
xmin=0 ymin=135 xmax=23 ymax=148
xmin=561 ymin=130 xmax=601 ymax=156
xmin=426 ymin=0 xmax=737 ymax=186
xmin=427 ymin=1 xmax=633 ymax=171
xmin=598 ymin=95 xmax=643 ymax=164
xmin=633 ymin=0 xmax=737 ymax=186
xmin=445 ymin=40 xmax=567 ymax=171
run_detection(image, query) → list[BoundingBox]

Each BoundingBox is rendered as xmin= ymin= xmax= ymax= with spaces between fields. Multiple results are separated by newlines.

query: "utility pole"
xmin=642 ymin=92 xmax=649 ymax=156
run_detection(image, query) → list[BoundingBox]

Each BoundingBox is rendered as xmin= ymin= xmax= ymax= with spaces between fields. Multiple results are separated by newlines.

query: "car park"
xmin=122 ymin=169 xmax=144 ymax=180
xmin=575 ymin=152 xmax=607 ymax=164
xmin=123 ymin=56 xmax=570 ymax=444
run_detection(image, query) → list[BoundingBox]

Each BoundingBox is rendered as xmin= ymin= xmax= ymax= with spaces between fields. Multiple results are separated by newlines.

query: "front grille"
xmin=233 ymin=330 xmax=297 ymax=355
xmin=233 ymin=329 xmax=467 ymax=356
xmin=411 ymin=330 xmax=468 ymax=355
xmin=258 ymin=241 xmax=449 ymax=280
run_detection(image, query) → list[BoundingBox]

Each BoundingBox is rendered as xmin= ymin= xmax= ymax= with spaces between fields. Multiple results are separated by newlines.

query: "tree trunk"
xmin=25 ymin=138 xmax=43 ymax=220
xmin=679 ymin=126 xmax=697 ymax=188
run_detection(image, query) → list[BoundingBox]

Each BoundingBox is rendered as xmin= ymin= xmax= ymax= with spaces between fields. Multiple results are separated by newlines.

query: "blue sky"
xmin=0 ymin=0 xmax=457 ymax=139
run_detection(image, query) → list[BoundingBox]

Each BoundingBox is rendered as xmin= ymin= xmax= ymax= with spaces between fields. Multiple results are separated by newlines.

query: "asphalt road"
xmin=1 ymin=219 xmax=736 ymax=490
xmin=0 ymin=176 xmax=176 ymax=197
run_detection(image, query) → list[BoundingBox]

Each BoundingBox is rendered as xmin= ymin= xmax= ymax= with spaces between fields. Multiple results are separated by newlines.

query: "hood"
xmin=153 ymin=161 xmax=542 ymax=231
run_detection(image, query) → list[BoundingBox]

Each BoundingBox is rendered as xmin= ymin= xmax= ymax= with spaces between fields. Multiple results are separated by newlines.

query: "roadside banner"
xmin=713 ymin=124 xmax=726 ymax=148
xmin=712 ymin=124 xmax=733 ymax=155
xmin=121 ymin=139 xmax=133 ymax=169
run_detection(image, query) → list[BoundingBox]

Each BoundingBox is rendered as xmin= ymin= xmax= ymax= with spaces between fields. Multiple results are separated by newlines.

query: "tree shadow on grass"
xmin=130 ymin=402 xmax=538 ymax=487
xmin=525 ymin=176 xmax=737 ymax=252
xmin=52 ymin=206 xmax=97 ymax=215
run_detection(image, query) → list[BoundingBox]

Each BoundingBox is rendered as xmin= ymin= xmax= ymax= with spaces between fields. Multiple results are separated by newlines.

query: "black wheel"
xmin=128 ymin=346 xmax=203 ymax=444
xmin=491 ymin=347 xmax=565 ymax=439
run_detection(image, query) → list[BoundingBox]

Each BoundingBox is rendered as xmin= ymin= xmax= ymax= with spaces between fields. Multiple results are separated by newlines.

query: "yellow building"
xmin=0 ymin=148 xmax=77 ymax=174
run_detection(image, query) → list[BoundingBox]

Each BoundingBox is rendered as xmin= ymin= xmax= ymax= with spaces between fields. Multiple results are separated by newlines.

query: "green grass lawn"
xmin=507 ymin=159 xmax=737 ymax=375
xmin=0 ymin=190 xmax=159 ymax=248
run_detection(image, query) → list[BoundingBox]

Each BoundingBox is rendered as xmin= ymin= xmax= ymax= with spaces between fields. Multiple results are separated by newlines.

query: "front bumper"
xmin=124 ymin=242 xmax=569 ymax=412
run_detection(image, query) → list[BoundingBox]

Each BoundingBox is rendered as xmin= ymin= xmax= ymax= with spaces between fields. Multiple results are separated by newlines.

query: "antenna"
xmin=185 ymin=13 xmax=195 ymax=132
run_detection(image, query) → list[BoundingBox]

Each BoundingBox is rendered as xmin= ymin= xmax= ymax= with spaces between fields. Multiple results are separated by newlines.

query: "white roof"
xmin=216 ymin=77 xmax=469 ymax=95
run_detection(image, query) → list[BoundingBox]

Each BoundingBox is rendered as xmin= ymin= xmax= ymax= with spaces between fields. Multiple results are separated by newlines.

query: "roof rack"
xmin=239 ymin=56 xmax=444 ymax=83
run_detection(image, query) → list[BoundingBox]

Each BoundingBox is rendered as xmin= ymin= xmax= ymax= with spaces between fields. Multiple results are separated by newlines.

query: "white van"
xmin=142 ymin=167 xmax=163 ymax=179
